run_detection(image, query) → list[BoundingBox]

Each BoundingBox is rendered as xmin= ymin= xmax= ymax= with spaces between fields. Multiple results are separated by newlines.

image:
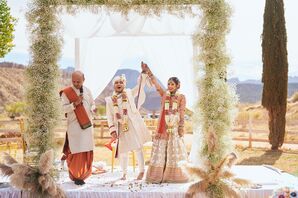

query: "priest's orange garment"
xmin=62 ymin=133 xmax=93 ymax=181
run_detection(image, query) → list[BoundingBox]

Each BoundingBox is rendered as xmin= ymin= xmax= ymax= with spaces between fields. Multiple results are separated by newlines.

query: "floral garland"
xmin=270 ymin=186 xmax=297 ymax=198
xmin=164 ymin=91 xmax=179 ymax=134
xmin=112 ymin=91 xmax=129 ymax=132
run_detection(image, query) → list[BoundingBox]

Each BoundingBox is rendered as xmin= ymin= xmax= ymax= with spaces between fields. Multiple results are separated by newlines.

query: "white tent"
xmin=60 ymin=8 xmax=201 ymax=109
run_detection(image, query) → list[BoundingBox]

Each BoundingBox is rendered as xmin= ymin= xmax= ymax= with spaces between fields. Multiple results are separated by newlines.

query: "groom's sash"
xmin=60 ymin=87 xmax=92 ymax=129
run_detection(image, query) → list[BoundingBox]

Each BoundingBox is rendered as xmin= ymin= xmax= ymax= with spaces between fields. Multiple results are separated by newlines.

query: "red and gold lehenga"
xmin=146 ymin=90 xmax=189 ymax=183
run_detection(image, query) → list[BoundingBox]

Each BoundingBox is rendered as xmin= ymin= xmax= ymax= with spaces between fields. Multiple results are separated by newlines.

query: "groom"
xmin=105 ymin=63 xmax=152 ymax=180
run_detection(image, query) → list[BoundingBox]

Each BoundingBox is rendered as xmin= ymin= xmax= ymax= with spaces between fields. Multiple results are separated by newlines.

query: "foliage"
xmin=4 ymin=101 xmax=26 ymax=119
xmin=262 ymin=0 xmax=288 ymax=149
xmin=0 ymin=0 xmax=16 ymax=57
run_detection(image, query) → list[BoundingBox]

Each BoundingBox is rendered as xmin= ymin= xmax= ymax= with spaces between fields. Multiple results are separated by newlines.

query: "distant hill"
xmin=1 ymin=62 xmax=298 ymax=108
xmin=0 ymin=62 xmax=72 ymax=109
xmin=236 ymin=83 xmax=298 ymax=103
xmin=229 ymin=77 xmax=298 ymax=85
xmin=228 ymin=77 xmax=298 ymax=103
xmin=94 ymin=69 xmax=165 ymax=112
xmin=0 ymin=62 xmax=25 ymax=107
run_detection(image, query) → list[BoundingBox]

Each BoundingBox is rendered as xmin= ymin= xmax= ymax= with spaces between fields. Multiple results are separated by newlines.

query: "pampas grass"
xmin=184 ymin=153 xmax=251 ymax=198
xmin=39 ymin=150 xmax=54 ymax=174
xmin=0 ymin=150 xmax=66 ymax=198
xmin=0 ymin=164 xmax=13 ymax=176
xmin=3 ymin=152 xmax=18 ymax=165
xmin=220 ymin=182 xmax=240 ymax=198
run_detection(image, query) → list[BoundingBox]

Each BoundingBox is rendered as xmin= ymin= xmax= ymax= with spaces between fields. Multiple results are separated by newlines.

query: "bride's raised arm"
xmin=131 ymin=62 xmax=157 ymax=109
xmin=146 ymin=66 xmax=164 ymax=97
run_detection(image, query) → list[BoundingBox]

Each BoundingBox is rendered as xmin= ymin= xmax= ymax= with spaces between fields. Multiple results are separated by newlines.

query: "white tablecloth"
xmin=1 ymin=165 xmax=298 ymax=198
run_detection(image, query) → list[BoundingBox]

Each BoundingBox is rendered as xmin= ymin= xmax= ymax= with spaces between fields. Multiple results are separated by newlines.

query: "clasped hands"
xmin=141 ymin=61 xmax=153 ymax=77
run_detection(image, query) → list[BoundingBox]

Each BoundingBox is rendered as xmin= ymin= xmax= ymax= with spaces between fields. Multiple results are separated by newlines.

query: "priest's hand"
xmin=111 ymin=131 xmax=118 ymax=139
xmin=73 ymin=96 xmax=83 ymax=107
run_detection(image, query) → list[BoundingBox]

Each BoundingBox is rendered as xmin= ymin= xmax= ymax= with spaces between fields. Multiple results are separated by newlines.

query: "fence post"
xmin=248 ymin=111 xmax=252 ymax=148
xmin=19 ymin=119 xmax=27 ymax=154
xmin=100 ymin=121 xmax=104 ymax=138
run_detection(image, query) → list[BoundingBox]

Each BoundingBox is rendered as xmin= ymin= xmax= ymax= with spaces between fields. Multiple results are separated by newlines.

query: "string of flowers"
xmin=56 ymin=0 xmax=198 ymax=16
xmin=164 ymin=91 xmax=179 ymax=134
xmin=112 ymin=91 xmax=129 ymax=132
xmin=270 ymin=187 xmax=297 ymax=198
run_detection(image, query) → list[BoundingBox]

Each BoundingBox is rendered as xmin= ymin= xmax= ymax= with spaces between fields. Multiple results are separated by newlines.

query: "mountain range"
xmin=228 ymin=77 xmax=298 ymax=103
xmin=1 ymin=62 xmax=298 ymax=111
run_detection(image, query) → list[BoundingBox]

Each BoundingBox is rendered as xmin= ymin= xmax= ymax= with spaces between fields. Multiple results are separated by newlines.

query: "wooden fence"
xmin=1 ymin=118 xmax=298 ymax=150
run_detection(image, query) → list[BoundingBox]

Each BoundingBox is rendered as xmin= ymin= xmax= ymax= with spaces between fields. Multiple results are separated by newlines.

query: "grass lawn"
xmin=235 ymin=146 xmax=298 ymax=176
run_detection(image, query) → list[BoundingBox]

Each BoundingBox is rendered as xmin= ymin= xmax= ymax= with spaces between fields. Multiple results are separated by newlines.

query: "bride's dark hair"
xmin=168 ymin=77 xmax=180 ymax=89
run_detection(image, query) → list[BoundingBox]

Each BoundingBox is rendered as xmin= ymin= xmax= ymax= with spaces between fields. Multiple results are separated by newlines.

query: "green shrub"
xmin=96 ymin=105 xmax=106 ymax=117
xmin=4 ymin=101 xmax=26 ymax=119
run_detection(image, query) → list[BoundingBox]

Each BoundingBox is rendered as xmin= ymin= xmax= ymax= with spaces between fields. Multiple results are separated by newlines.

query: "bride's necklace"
xmin=164 ymin=91 xmax=179 ymax=134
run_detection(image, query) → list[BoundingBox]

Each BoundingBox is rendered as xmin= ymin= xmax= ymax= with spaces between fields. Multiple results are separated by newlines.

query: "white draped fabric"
xmin=59 ymin=8 xmax=200 ymax=108
xmin=1 ymin=166 xmax=298 ymax=198
xmin=77 ymin=36 xmax=195 ymax=107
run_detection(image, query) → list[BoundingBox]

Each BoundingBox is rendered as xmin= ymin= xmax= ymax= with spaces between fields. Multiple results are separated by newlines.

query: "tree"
xmin=0 ymin=0 xmax=16 ymax=57
xmin=262 ymin=0 xmax=288 ymax=150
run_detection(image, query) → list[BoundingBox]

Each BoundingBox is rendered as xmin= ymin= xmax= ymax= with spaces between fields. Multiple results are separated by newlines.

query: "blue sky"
xmin=1 ymin=0 xmax=298 ymax=81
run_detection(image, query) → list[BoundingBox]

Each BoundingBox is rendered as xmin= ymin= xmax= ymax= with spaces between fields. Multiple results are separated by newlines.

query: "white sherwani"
xmin=105 ymin=74 xmax=152 ymax=154
xmin=61 ymin=85 xmax=95 ymax=154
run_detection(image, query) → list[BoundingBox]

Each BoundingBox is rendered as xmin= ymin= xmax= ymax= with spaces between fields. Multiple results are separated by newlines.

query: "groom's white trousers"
xmin=119 ymin=148 xmax=144 ymax=174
